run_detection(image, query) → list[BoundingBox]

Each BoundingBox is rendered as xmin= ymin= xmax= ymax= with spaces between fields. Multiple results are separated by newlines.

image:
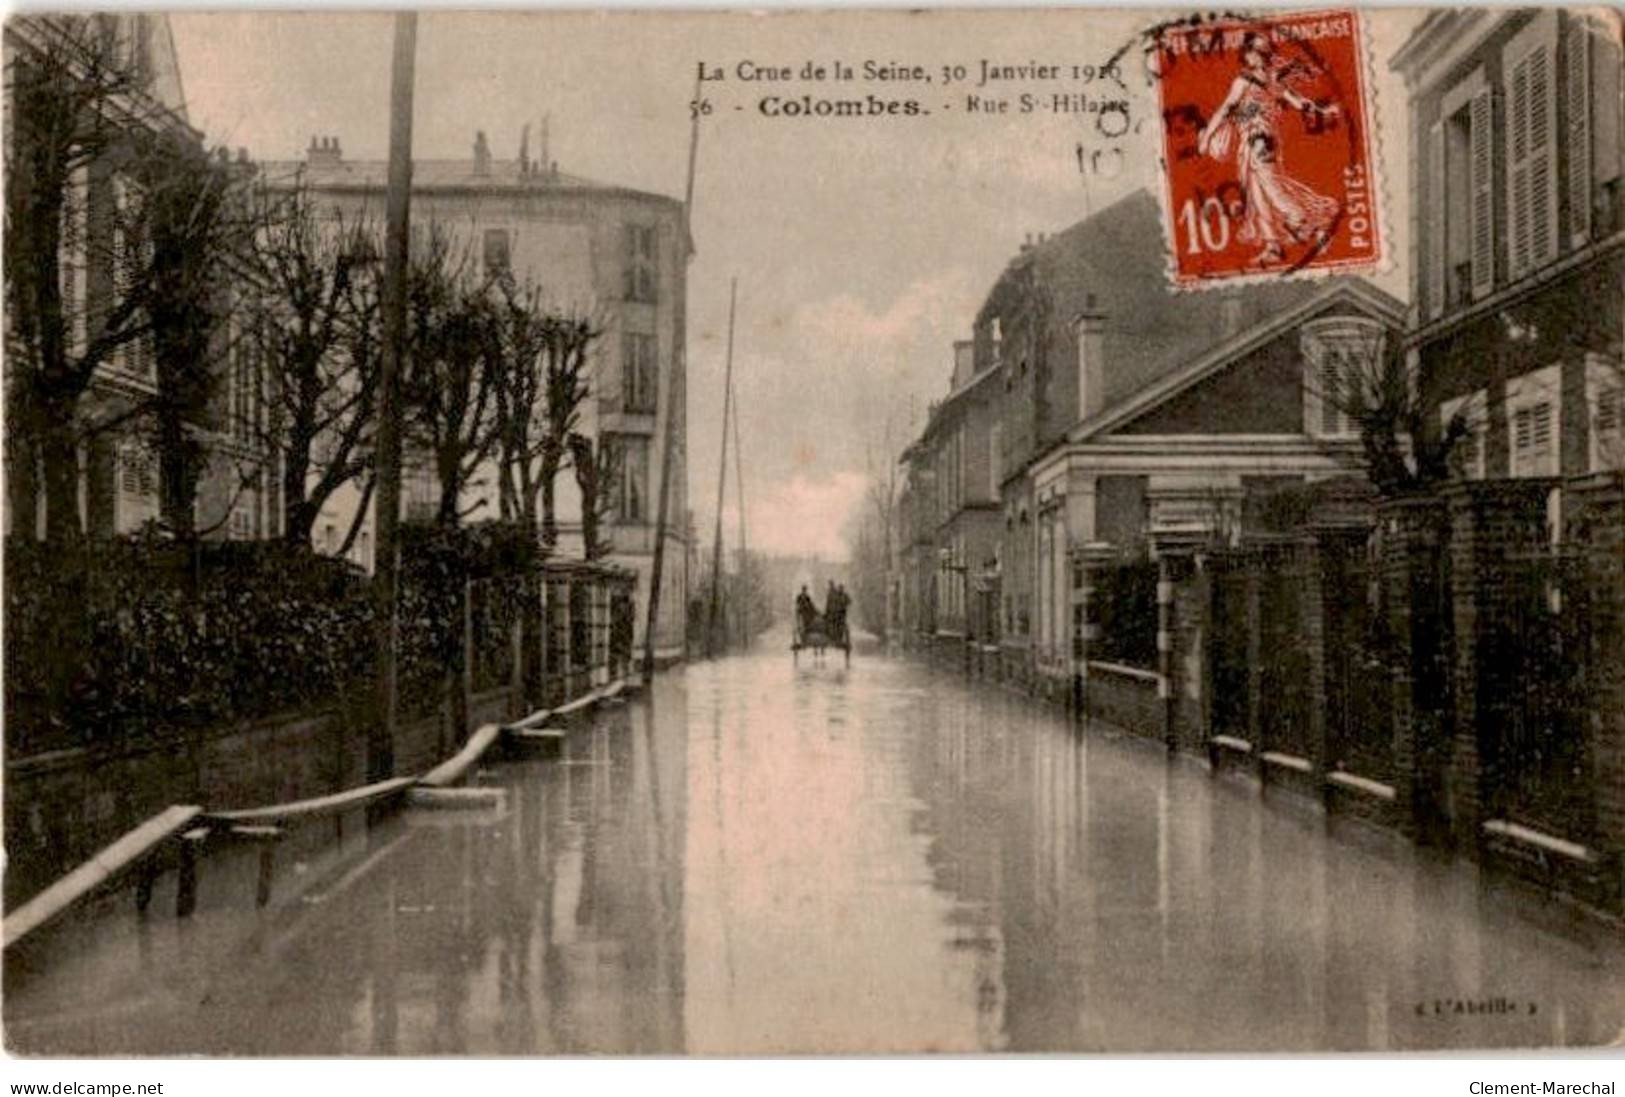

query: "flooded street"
xmin=7 ymin=636 xmax=1623 ymax=1055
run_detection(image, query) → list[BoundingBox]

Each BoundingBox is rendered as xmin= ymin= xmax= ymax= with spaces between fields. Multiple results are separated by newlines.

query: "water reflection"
xmin=5 ymin=644 xmax=1622 ymax=1055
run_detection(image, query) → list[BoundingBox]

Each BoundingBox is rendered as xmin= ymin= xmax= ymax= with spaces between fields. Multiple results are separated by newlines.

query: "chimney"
xmin=952 ymin=339 xmax=975 ymax=390
xmin=306 ymin=135 xmax=342 ymax=168
xmin=1074 ymin=299 xmax=1107 ymax=422
xmin=473 ymin=130 xmax=491 ymax=176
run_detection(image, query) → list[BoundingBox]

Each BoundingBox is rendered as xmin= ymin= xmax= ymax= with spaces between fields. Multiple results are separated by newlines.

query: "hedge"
xmin=4 ymin=520 xmax=537 ymax=756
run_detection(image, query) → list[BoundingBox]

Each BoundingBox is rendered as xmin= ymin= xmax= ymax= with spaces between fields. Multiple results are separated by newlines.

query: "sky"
xmin=170 ymin=9 xmax=1420 ymax=561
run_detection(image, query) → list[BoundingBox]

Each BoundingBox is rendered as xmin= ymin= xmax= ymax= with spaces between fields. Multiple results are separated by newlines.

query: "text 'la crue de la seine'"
xmin=694 ymin=57 xmax=1129 ymax=120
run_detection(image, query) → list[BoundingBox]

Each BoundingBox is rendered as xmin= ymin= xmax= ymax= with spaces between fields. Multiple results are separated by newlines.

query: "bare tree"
xmin=400 ymin=228 xmax=500 ymax=527
xmin=845 ymin=425 xmax=902 ymax=639
xmin=249 ymin=185 xmax=382 ymax=547
xmin=4 ymin=15 xmax=195 ymax=542
xmin=1309 ymin=330 xmax=1469 ymax=497
xmin=136 ymin=132 xmax=261 ymax=541
xmin=569 ymin=428 xmax=624 ymax=560
xmin=533 ymin=314 xmax=603 ymax=549
xmin=487 ymin=279 xmax=584 ymax=535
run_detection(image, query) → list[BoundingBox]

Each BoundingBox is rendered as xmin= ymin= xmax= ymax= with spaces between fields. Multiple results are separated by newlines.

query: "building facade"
xmin=898 ymin=189 xmax=1404 ymax=689
xmin=1392 ymin=9 xmax=1625 ymax=481
xmin=4 ymin=14 xmax=278 ymax=544
xmin=263 ymin=133 xmax=690 ymax=657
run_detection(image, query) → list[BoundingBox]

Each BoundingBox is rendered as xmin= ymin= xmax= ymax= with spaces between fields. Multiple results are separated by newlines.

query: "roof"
xmin=976 ymin=189 xmax=1333 ymax=410
xmin=258 ymin=156 xmax=681 ymax=209
xmin=920 ymin=357 xmax=1004 ymax=440
xmin=1067 ymin=277 xmax=1406 ymax=442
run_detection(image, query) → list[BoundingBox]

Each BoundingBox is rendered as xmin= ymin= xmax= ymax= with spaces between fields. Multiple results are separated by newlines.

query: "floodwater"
xmin=6 ymin=634 xmax=1623 ymax=1054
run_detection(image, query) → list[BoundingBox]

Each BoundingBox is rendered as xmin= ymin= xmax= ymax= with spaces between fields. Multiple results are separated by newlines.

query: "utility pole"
xmin=731 ymin=374 xmax=748 ymax=649
xmin=644 ymin=73 xmax=703 ymax=683
xmin=706 ymin=277 xmax=738 ymax=658
xmin=370 ymin=12 xmax=416 ymax=783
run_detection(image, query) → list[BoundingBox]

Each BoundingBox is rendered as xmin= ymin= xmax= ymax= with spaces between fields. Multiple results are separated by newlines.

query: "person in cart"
xmin=826 ymin=583 xmax=849 ymax=648
xmin=795 ymin=584 xmax=819 ymax=643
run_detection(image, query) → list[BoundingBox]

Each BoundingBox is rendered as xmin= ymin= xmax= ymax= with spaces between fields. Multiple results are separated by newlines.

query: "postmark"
xmin=1150 ymin=9 xmax=1382 ymax=286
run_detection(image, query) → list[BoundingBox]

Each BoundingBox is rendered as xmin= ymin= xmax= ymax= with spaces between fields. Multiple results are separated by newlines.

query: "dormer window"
xmin=1300 ymin=315 xmax=1385 ymax=440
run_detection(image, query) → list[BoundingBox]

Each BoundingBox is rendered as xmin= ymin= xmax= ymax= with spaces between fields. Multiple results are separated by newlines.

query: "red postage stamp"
xmin=1152 ymin=9 xmax=1382 ymax=286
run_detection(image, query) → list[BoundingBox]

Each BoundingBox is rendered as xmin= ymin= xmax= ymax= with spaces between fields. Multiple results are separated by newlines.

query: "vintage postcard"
xmin=2 ymin=5 xmax=1623 ymax=1063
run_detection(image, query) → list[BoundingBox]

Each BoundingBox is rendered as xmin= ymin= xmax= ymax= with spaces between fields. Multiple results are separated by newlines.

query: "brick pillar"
xmin=1156 ymin=554 xmax=1177 ymax=751
xmin=1300 ymin=533 xmax=1330 ymax=779
xmin=1568 ymin=472 xmax=1625 ymax=910
xmin=1378 ymin=496 xmax=1450 ymax=842
xmin=1072 ymin=544 xmax=1116 ymax=722
xmin=1172 ymin=553 xmax=1210 ymax=756
xmin=1442 ymin=479 xmax=1558 ymax=853
xmin=1244 ymin=551 xmax=1263 ymax=753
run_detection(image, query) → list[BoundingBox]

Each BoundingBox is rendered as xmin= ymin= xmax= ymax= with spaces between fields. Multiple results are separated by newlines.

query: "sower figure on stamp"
xmin=1197 ymin=34 xmax=1342 ymax=268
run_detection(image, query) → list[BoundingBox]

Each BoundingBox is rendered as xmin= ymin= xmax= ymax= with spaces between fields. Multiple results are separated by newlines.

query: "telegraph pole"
xmin=731 ymin=373 xmax=748 ymax=649
xmin=370 ymin=12 xmax=416 ymax=783
xmin=706 ymin=278 xmax=737 ymax=657
xmin=644 ymin=73 xmax=703 ymax=683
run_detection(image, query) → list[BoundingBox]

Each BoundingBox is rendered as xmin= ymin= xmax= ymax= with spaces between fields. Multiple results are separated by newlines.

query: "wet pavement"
xmin=6 ymin=633 xmax=1623 ymax=1054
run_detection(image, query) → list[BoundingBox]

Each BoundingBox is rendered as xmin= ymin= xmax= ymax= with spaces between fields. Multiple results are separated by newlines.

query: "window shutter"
xmin=622 ymin=225 xmax=636 ymax=299
xmin=644 ymin=336 xmax=658 ymax=411
xmin=1428 ymin=120 xmax=1447 ymax=317
xmin=1509 ymin=55 xmax=1535 ymax=278
xmin=1532 ymin=401 xmax=1554 ymax=473
xmin=1320 ymin=349 xmax=1341 ymax=434
xmin=1529 ymin=43 xmax=1559 ymax=267
xmin=1470 ymin=90 xmax=1495 ymax=297
xmin=1567 ymin=16 xmax=1593 ymax=246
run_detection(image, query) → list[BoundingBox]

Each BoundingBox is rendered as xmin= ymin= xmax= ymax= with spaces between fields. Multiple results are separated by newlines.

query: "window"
xmin=608 ymin=434 xmax=650 ymax=523
xmin=120 ymin=445 xmax=155 ymax=497
xmin=227 ymin=322 xmax=264 ymax=444
xmin=230 ymin=508 xmax=252 ymax=540
xmin=989 ymin=423 xmax=1002 ymax=496
xmin=1441 ymin=390 xmax=1487 ymax=480
xmin=1506 ymin=13 xmax=1560 ymax=281
xmin=61 ymin=167 xmax=87 ymax=353
xmin=622 ymin=331 xmax=658 ymax=414
xmin=1507 ymin=365 xmax=1561 ymax=477
xmin=1301 ymin=317 xmax=1386 ymax=440
xmin=1587 ymin=355 xmax=1624 ymax=471
xmin=482 ymin=228 xmax=511 ymax=280
xmin=1429 ymin=70 xmax=1493 ymax=316
xmin=623 ymin=224 xmax=658 ymax=303
xmin=1567 ymin=14 xmax=1593 ymax=246
xmin=111 ymin=176 xmax=154 ymax=378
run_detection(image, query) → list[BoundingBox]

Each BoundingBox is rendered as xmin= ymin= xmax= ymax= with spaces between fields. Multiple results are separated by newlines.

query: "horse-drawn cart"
xmin=792 ymin=612 xmax=850 ymax=665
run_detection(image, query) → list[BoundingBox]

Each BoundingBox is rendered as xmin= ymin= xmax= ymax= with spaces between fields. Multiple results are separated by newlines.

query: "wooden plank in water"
xmin=406 ymin=786 xmax=507 ymax=810
xmin=3 ymin=804 xmax=202 ymax=950
xmin=204 ymin=776 xmax=415 ymax=826
xmin=504 ymin=725 xmax=566 ymax=758
xmin=507 ymin=681 xmax=615 ymax=731
xmin=417 ymin=723 xmax=503 ymax=789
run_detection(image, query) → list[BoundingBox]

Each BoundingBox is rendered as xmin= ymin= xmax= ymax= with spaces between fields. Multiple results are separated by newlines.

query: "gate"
xmin=1322 ymin=535 xmax=1393 ymax=781
xmin=1256 ymin=542 xmax=1313 ymax=760
xmin=1480 ymin=552 xmax=1596 ymax=844
xmin=1208 ymin=554 xmax=1251 ymax=743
